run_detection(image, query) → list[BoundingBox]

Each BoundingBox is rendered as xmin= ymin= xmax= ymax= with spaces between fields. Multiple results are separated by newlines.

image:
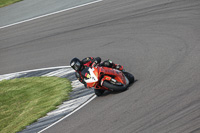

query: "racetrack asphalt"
xmin=0 ymin=0 xmax=200 ymax=133
xmin=0 ymin=0 xmax=99 ymax=27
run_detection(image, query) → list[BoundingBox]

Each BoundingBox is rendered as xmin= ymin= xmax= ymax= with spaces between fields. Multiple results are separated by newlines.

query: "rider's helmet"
xmin=70 ymin=57 xmax=83 ymax=71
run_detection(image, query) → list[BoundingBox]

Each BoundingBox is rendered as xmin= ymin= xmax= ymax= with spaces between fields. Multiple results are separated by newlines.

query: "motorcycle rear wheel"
xmin=123 ymin=72 xmax=135 ymax=84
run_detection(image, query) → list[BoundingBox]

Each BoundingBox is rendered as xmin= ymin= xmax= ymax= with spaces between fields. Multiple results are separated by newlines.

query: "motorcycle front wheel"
xmin=102 ymin=81 xmax=128 ymax=92
xmin=94 ymin=89 xmax=105 ymax=96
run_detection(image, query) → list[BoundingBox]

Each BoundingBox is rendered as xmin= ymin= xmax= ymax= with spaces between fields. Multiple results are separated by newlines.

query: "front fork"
xmin=100 ymin=75 xmax=122 ymax=86
xmin=100 ymin=76 xmax=112 ymax=86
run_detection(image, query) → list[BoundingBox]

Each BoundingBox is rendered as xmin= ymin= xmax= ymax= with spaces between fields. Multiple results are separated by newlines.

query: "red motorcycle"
xmin=81 ymin=65 xmax=134 ymax=96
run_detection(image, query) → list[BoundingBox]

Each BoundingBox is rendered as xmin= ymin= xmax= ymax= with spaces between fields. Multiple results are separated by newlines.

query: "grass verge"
xmin=0 ymin=0 xmax=23 ymax=8
xmin=0 ymin=77 xmax=72 ymax=133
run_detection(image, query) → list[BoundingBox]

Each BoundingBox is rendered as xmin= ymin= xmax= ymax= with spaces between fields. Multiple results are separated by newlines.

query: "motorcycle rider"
xmin=70 ymin=57 xmax=124 ymax=88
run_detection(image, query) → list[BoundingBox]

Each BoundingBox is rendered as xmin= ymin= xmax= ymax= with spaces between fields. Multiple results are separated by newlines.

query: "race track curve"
xmin=0 ymin=0 xmax=200 ymax=133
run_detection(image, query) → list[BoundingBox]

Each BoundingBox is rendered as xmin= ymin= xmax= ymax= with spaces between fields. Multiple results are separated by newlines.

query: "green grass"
xmin=0 ymin=0 xmax=23 ymax=8
xmin=0 ymin=77 xmax=72 ymax=133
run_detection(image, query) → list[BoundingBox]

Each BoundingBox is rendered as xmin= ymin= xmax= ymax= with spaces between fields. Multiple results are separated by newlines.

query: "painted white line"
xmin=42 ymin=69 xmax=74 ymax=77
xmin=0 ymin=73 xmax=24 ymax=81
xmin=0 ymin=66 xmax=71 ymax=78
xmin=38 ymin=95 xmax=96 ymax=133
xmin=0 ymin=0 xmax=103 ymax=29
xmin=47 ymin=94 xmax=94 ymax=116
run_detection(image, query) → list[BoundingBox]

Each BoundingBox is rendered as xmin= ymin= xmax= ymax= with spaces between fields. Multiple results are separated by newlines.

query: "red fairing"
xmin=98 ymin=67 xmax=126 ymax=85
xmin=83 ymin=65 xmax=127 ymax=91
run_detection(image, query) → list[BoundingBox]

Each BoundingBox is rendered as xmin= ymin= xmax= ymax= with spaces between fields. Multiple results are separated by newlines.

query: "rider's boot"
xmin=115 ymin=64 xmax=124 ymax=71
xmin=101 ymin=59 xmax=124 ymax=71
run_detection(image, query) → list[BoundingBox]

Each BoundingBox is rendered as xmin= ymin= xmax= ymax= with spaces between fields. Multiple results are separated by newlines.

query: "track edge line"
xmin=38 ymin=94 xmax=96 ymax=133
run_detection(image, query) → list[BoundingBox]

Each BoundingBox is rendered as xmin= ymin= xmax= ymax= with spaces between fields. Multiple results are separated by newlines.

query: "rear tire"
xmin=94 ymin=89 xmax=105 ymax=96
xmin=123 ymin=72 xmax=134 ymax=84
xmin=102 ymin=81 xmax=128 ymax=92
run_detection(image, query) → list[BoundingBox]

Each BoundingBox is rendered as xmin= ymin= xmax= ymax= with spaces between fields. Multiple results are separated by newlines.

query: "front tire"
xmin=102 ymin=81 xmax=128 ymax=92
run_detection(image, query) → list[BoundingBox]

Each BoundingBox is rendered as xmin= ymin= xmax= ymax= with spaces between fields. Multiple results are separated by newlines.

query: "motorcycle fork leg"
xmin=100 ymin=76 xmax=112 ymax=86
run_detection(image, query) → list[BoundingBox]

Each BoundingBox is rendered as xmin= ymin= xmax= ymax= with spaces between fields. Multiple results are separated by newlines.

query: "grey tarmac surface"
xmin=0 ymin=0 xmax=200 ymax=133
xmin=0 ymin=0 xmax=97 ymax=27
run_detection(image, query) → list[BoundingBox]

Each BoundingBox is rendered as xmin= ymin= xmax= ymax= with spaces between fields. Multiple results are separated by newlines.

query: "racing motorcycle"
xmin=81 ymin=65 xmax=134 ymax=96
